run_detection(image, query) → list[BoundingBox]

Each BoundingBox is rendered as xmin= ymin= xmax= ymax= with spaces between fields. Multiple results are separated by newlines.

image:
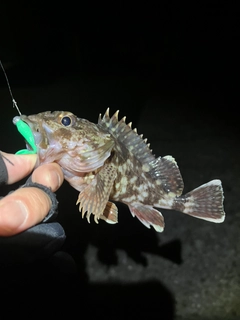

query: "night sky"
xmin=1 ymin=2 xmax=237 ymax=95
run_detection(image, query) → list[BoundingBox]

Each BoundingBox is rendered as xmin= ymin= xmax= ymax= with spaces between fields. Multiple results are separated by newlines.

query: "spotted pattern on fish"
xmin=13 ymin=109 xmax=226 ymax=232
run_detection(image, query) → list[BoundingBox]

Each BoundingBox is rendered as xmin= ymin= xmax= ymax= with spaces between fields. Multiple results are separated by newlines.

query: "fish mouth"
xmin=13 ymin=116 xmax=38 ymax=155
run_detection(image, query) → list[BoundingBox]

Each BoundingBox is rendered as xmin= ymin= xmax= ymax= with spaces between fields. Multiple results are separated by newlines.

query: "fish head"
xmin=13 ymin=111 xmax=115 ymax=172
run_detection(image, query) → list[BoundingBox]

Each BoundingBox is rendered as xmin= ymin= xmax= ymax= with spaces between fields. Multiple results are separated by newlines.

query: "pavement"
xmin=0 ymin=68 xmax=239 ymax=319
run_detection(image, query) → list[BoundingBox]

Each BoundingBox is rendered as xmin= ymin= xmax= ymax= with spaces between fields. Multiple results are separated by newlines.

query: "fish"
xmin=13 ymin=109 xmax=225 ymax=232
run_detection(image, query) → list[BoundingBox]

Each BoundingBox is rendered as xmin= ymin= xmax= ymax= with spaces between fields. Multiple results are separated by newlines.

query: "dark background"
xmin=0 ymin=2 xmax=239 ymax=319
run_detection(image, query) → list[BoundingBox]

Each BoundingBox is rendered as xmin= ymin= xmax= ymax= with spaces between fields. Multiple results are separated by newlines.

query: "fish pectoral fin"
xmin=76 ymin=164 xmax=117 ymax=223
xmin=128 ymin=203 xmax=165 ymax=232
xmin=100 ymin=201 xmax=118 ymax=224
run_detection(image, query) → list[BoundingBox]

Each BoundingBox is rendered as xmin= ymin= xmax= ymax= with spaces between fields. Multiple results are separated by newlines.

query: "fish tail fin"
xmin=173 ymin=179 xmax=225 ymax=223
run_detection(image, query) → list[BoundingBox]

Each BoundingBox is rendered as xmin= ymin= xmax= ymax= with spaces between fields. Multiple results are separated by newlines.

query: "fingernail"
xmin=55 ymin=171 xmax=62 ymax=188
xmin=0 ymin=201 xmax=28 ymax=233
xmin=50 ymin=170 xmax=62 ymax=191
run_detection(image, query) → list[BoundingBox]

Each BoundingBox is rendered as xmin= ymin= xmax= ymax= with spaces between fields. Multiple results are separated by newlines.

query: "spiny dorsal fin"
xmin=98 ymin=109 xmax=184 ymax=195
xmin=98 ymin=109 xmax=155 ymax=166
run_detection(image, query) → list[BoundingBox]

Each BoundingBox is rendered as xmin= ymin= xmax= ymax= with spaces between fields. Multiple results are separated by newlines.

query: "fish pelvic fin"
xmin=100 ymin=201 xmax=118 ymax=224
xmin=128 ymin=203 xmax=165 ymax=232
xmin=173 ymin=179 xmax=225 ymax=223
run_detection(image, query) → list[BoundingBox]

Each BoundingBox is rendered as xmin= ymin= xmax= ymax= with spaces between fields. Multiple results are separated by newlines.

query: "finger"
xmin=1 ymin=152 xmax=37 ymax=184
xmin=0 ymin=187 xmax=52 ymax=236
xmin=31 ymin=163 xmax=64 ymax=192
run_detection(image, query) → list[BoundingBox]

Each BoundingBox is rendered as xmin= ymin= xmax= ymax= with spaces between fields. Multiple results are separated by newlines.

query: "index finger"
xmin=1 ymin=152 xmax=37 ymax=184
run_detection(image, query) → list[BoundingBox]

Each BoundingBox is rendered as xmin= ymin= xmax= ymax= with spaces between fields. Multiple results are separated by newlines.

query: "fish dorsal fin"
xmin=150 ymin=155 xmax=184 ymax=196
xmin=98 ymin=109 xmax=184 ymax=196
xmin=98 ymin=108 xmax=156 ymax=165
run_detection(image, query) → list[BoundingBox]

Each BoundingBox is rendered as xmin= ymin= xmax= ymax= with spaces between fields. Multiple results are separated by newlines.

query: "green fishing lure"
xmin=14 ymin=119 xmax=37 ymax=155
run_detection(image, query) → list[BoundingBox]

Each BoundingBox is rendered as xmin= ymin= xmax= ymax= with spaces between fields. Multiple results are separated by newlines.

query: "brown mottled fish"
xmin=13 ymin=109 xmax=225 ymax=232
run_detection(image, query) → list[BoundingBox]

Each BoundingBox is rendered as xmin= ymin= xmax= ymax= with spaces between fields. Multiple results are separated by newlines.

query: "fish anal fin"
xmin=76 ymin=164 xmax=117 ymax=223
xmin=173 ymin=179 xmax=225 ymax=223
xmin=128 ymin=203 xmax=165 ymax=232
xmin=100 ymin=201 xmax=118 ymax=224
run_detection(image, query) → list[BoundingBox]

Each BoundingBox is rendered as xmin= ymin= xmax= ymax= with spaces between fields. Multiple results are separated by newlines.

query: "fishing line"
xmin=0 ymin=59 xmax=21 ymax=115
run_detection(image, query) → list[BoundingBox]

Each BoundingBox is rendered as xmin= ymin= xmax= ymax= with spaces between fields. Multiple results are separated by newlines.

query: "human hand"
xmin=0 ymin=151 xmax=64 ymax=236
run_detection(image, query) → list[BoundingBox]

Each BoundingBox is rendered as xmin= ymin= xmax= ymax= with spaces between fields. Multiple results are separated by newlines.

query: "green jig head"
xmin=14 ymin=119 xmax=37 ymax=155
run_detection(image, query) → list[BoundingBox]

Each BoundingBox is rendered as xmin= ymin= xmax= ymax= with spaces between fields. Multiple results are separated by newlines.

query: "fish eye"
xmin=61 ymin=116 xmax=72 ymax=126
